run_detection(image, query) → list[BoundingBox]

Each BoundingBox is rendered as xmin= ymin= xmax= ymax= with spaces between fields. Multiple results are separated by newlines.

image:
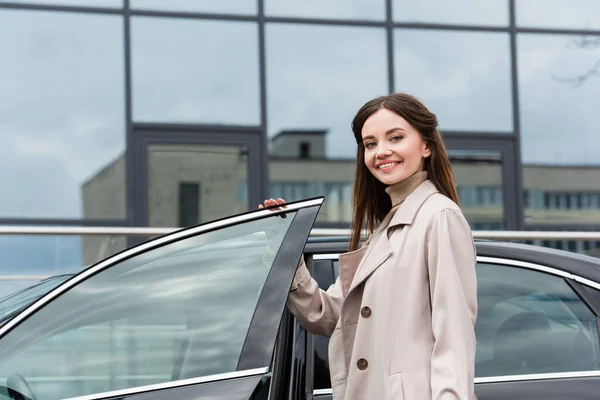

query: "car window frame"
xmin=0 ymin=197 xmax=324 ymax=400
xmin=304 ymin=253 xmax=600 ymax=398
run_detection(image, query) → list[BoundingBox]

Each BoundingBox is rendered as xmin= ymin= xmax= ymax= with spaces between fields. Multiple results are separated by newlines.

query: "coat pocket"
xmin=328 ymin=328 xmax=346 ymax=383
xmin=388 ymin=372 xmax=405 ymax=400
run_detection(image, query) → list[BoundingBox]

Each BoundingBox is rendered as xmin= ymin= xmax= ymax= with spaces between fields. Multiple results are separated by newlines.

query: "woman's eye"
xmin=365 ymin=142 xmax=376 ymax=149
xmin=390 ymin=136 xmax=402 ymax=142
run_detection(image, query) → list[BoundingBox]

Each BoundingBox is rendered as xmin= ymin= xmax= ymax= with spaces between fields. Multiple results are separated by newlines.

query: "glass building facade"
xmin=2 ymin=0 xmax=600 ymax=275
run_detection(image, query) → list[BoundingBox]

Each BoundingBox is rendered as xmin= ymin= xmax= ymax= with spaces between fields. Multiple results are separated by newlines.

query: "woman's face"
xmin=361 ymin=108 xmax=431 ymax=186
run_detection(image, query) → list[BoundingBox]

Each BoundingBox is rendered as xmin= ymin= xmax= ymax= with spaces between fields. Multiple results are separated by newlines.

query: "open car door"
xmin=0 ymin=198 xmax=323 ymax=400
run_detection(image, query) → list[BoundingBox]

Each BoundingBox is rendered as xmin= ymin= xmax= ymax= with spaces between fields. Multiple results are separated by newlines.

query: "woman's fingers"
xmin=258 ymin=198 xmax=287 ymax=209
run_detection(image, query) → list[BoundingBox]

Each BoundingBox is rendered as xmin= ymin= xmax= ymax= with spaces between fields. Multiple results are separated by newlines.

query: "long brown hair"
xmin=349 ymin=93 xmax=459 ymax=251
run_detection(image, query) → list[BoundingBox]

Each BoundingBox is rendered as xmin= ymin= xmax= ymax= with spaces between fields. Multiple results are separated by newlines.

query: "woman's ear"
xmin=422 ymin=143 xmax=432 ymax=158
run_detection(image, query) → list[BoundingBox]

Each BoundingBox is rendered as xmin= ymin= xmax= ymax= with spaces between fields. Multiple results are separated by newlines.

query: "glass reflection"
xmin=394 ymin=29 xmax=513 ymax=132
xmin=1 ymin=0 xmax=121 ymax=6
xmin=266 ymin=24 xmax=387 ymax=158
xmin=518 ymin=34 xmax=600 ymax=227
xmin=0 ymin=213 xmax=297 ymax=399
xmin=475 ymin=263 xmax=600 ymax=377
xmin=0 ymin=10 xmax=125 ymax=219
xmin=130 ymin=0 xmax=256 ymax=15
xmin=517 ymin=0 xmax=600 ymax=29
xmin=266 ymin=24 xmax=386 ymax=225
xmin=393 ymin=0 xmax=508 ymax=26
xmin=265 ymin=0 xmax=385 ymax=21
xmin=147 ymin=143 xmax=250 ymax=226
xmin=449 ymin=150 xmax=504 ymax=230
xmin=131 ymin=17 xmax=260 ymax=125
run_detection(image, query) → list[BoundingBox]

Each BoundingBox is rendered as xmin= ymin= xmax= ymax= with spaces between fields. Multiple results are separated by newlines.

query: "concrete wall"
xmin=81 ymin=155 xmax=127 ymax=266
xmin=270 ymin=132 xmax=326 ymax=159
xmin=147 ymin=143 xmax=247 ymax=227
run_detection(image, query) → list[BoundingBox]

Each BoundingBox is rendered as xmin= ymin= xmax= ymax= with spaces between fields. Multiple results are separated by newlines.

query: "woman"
xmin=261 ymin=93 xmax=477 ymax=400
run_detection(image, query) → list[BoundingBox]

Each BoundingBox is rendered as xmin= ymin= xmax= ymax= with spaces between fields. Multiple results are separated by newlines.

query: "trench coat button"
xmin=357 ymin=358 xmax=369 ymax=370
xmin=361 ymin=306 xmax=372 ymax=318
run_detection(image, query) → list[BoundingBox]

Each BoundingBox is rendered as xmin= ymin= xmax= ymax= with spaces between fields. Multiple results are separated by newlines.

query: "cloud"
xmin=393 ymin=29 xmax=513 ymax=132
xmin=130 ymin=17 xmax=260 ymax=125
xmin=130 ymin=0 xmax=256 ymax=15
xmin=518 ymin=33 xmax=600 ymax=164
xmin=0 ymin=10 xmax=125 ymax=219
xmin=8 ymin=0 xmax=120 ymax=7
xmin=266 ymin=23 xmax=389 ymax=157
xmin=393 ymin=0 xmax=509 ymax=26
xmin=516 ymin=0 xmax=600 ymax=29
xmin=265 ymin=0 xmax=385 ymax=20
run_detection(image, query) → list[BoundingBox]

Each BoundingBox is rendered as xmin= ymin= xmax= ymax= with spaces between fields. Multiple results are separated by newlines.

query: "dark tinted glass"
xmin=475 ymin=263 xmax=600 ymax=377
xmin=315 ymin=260 xmax=600 ymax=389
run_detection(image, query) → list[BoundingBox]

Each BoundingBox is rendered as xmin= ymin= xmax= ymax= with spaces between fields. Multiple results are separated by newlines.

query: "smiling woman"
xmin=283 ymin=93 xmax=477 ymax=400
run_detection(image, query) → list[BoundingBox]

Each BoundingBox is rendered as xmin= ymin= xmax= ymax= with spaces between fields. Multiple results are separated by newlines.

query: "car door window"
xmin=475 ymin=262 xmax=600 ymax=377
xmin=313 ymin=260 xmax=600 ymax=392
xmin=0 ymin=211 xmax=303 ymax=400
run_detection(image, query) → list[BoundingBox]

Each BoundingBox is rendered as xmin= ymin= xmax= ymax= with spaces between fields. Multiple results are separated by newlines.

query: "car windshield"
xmin=0 ymin=274 xmax=73 ymax=323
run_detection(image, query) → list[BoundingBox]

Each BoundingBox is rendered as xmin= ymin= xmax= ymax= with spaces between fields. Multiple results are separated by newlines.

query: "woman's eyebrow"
xmin=385 ymin=127 xmax=405 ymax=135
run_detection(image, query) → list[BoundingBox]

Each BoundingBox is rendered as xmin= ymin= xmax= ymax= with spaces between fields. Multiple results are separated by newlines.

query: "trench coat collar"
xmin=388 ymin=180 xmax=439 ymax=229
xmin=346 ymin=180 xmax=438 ymax=295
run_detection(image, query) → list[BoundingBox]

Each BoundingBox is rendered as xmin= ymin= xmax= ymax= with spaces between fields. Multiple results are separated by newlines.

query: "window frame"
xmin=305 ymin=253 xmax=600 ymax=398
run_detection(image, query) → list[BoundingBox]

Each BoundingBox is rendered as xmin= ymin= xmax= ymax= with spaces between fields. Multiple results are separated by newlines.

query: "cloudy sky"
xmin=1 ymin=1 xmax=600 ymax=275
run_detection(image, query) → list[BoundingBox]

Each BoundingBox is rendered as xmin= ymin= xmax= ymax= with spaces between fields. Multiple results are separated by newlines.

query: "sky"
xmin=1 ymin=1 xmax=600 ymax=277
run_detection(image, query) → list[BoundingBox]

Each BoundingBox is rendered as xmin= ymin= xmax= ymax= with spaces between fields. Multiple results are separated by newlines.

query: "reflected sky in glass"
xmin=393 ymin=0 xmax=508 ymax=26
xmin=1 ymin=0 xmax=121 ymax=6
xmin=517 ymin=0 xmax=600 ymax=29
xmin=0 ymin=10 xmax=125 ymax=219
xmin=131 ymin=17 xmax=260 ymax=125
xmin=265 ymin=0 xmax=385 ymax=20
xmin=266 ymin=23 xmax=388 ymax=158
xmin=518 ymin=33 xmax=600 ymax=164
xmin=130 ymin=0 xmax=256 ymax=15
xmin=394 ymin=29 xmax=513 ymax=132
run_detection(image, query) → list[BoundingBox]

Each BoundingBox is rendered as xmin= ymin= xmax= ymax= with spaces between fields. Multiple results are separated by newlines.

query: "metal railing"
xmin=1 ymin=225 xmax=600 ymax=240
xmin=1 ymin=225 xmax=599 ymax=284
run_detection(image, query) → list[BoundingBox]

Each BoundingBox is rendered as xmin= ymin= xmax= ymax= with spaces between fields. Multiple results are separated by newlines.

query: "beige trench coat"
xmin=287 ymin=181 xmax=477 ymax=400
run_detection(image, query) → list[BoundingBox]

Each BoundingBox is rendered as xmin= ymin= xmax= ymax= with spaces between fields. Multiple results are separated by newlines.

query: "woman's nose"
xmin=376 ymin=148 xmax=392 ymax=158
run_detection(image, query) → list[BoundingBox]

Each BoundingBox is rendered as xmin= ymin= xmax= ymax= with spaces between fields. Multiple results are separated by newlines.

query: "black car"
xmin=0 ymin=274 xmax=74 ymax=326
xmin=0 ymin=197 xmax=599 ymax=400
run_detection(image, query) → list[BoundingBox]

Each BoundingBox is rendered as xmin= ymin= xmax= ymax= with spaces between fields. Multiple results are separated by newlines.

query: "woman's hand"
xmin=258 ymin=198 xmax=287 ymax=210
xmin=259 ymin=198 xmax=289 ymax=262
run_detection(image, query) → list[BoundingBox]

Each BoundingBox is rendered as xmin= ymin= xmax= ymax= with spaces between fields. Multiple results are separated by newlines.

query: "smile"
xmin=378 ymin=162 xmax=400 ymax=170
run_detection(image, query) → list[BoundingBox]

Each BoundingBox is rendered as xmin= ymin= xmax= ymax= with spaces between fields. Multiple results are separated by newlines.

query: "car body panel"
xmin=65 ymin=371 xmax=267 ymax=400
xmin=475 ymin=375 xmax=600 ymax=400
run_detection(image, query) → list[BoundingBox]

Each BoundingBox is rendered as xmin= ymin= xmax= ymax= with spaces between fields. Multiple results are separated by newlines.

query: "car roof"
xmin=305 ymin=237 xmax=600 ymax=284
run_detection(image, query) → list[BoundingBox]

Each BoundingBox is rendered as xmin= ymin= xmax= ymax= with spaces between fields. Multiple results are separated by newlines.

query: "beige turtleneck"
xmin=385 ymin=170 xmax=429 ymax=209
xmin=361 ymin=170 xmax=429 ymax=245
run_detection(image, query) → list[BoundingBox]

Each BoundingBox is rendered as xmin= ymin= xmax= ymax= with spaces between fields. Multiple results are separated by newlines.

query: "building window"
xmin=179 ymin=182 xmax=200 ymax=227
xmin=300 ymin=142 xmax=311 ymax=159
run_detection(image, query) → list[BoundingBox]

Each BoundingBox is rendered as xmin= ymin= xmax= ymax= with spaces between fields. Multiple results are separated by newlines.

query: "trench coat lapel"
xmin=347 ymin=181 xmax=439 ymax=295
xmin=387 ymin=180 xmax=439 ymax=229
